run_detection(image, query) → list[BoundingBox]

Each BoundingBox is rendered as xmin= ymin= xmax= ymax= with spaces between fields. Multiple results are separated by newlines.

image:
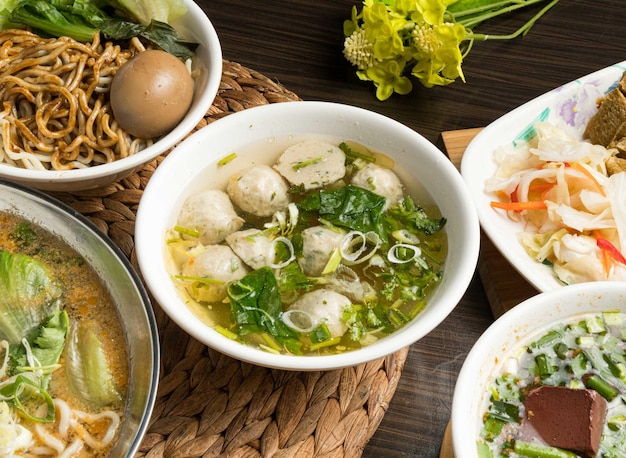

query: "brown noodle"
xmin=0 ymin=29 xmax=152 ymax=171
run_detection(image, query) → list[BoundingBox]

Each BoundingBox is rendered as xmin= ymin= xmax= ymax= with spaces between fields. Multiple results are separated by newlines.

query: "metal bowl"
xmin=0 ymin=179 xmax=159 ymax=456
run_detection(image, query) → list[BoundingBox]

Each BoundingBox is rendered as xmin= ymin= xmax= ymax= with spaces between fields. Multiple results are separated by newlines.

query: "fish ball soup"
xmin=166 ymin=139 xmax=448 ymax=356
xmin=0 ymin=212 xmax=128 ymax=456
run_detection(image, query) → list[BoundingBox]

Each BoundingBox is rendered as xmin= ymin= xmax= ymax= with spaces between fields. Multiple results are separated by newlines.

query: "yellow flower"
xmin=344 ymin=29 xmax=378 ymax=71
xmin=364 ymin=59 xmax=413 ymax=101
xmin=343 ymin=0 xmax=560 ymax=100
xmin=410 ymin=21 xmax=465 ymax=87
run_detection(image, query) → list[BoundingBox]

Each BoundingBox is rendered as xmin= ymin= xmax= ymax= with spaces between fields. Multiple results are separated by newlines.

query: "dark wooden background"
xmin=193 ymin=1 xmax=626 ymax=456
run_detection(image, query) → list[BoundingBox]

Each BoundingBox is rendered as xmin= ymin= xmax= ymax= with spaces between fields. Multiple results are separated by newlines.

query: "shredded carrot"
xmin=528 ymin=182 xmax=554 ymax=194
xmin=594 ymin=231 xmax=613 ymax=277
xmin=490 ymin=200 xmax=548 ymax=211
xmin=600 ymin=249 xmax=613 ymax=277
xmin=568 ymin=162 xmax=606 ymax=197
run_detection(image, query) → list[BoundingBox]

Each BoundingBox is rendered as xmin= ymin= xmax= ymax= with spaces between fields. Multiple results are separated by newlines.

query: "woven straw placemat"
xmin=49 ymin=60 xmax=409 ymax=457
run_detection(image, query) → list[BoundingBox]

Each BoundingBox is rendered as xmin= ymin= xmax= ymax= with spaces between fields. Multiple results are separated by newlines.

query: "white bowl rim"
xmin=460 ymin=61 xmax=626 ymax=292
xmin=451 ymin=281 xmax=626 ymax=457
xmin=136 ymin=100 xmax=480 ymax=371
xmin=0 ymin=0 xmax=222 ymax=187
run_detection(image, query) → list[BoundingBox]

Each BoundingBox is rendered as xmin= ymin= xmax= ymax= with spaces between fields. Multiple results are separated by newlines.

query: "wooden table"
xmin=191 ymin=1 xmax=626 ymax=456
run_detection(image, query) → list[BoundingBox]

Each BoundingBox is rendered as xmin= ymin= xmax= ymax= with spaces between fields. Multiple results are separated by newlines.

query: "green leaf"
xmin=300 ymin=184 xmax=388 ymax=239
xmin=227 ymin=267 xmax=302 ymax=353
xmin=138 ymin=19 xmax=198 ymax=60
xmin=4 ymin=0 xmax=197 ymax=60
xmin=0 ymin=374 xmax=55 ymax=423
xmin=9 ymin=310 xmax=69 ymax=389
xmin=0 ymin=250 xmax=62 ymax=344
xmin=64 ymin=322 xmax=122 ymax=408
xmin=386 ymin=196 xmax=446 ymax=235
xmin=108 ymin=0 xmax=186 ymax=25
xmin=276 ymin=261 xmax=315 ymax=295
xmin=10 ymin=0 xmax=96 ymax=42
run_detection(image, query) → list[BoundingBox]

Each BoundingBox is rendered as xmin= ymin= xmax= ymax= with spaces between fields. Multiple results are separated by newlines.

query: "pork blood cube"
xmin=522 ymin=385 xmax=607 ymax=457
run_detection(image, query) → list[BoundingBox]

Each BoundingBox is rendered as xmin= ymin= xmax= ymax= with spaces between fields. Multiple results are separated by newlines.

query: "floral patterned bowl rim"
xmin=461 ymin=60 xmax=626 ymax=292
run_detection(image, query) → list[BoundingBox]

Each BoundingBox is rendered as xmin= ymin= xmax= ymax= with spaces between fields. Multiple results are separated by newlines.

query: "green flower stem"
xmin=452 ymin=0 xmax=549 ymax=22
xmin=461 ymin=0 xmax=559 ymax=40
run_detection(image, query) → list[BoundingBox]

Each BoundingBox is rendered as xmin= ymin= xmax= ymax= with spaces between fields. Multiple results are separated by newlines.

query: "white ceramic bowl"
xmin=135 ymin=101 xmax=480 ymax=371
xmin=451 ymin=282 xmax=626 ymax=457
xmin=0 ymin=179 xmax=159 ymax=456
xmin=0 ymin=0 xmax=222 ymax=192
xmin=461 ymin=61 xmax=626 ymax=292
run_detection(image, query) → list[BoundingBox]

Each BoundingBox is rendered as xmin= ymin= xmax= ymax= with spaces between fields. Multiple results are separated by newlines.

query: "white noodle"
xmin=58 ymin=439 xmax=84 ymax=458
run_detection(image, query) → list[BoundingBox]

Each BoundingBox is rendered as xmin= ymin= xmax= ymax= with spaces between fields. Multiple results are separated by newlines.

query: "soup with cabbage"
xmin=0 ymin=212 xmax=128 ymax=457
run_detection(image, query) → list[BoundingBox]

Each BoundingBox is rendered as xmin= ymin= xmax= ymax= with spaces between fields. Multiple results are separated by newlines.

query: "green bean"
xmin=513 ymin=440 xmax=577 ymax=458
xmin=583 ymin=373 xmax=619 ymax=401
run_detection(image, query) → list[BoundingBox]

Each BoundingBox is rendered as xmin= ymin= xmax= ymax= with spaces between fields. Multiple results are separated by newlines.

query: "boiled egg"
xmin=110 ymin=49 xmax=194 ymax=138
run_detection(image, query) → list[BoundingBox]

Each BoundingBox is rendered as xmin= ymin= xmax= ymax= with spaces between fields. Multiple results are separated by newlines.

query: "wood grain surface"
xmin=442 ymin=129 xmax=538 ymax=318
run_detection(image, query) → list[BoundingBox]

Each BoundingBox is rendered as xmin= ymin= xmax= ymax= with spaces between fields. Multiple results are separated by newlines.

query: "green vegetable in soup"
xmin=64 ymin=322 xmax=122 ymax=408
xmin=0 ymin=249 xmax=62 ymax=344
xmin=300 ymin=184 xmax=387 ymax=238
xmin=227 ymin=267 xmax=303 ymax=355
xmin=9 ymin=309 xmax=69 ymax=388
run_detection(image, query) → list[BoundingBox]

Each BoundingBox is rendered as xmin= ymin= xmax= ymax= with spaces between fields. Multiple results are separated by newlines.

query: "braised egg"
xmin=110 ymin=50 xmax=194 ymax=138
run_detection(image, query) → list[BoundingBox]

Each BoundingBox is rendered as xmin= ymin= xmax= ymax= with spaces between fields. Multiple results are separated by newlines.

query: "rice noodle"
xmin=0 ymin=29 xmax=152 ymax=170
xmin=30 ymin=398 xmax=121 ymax=456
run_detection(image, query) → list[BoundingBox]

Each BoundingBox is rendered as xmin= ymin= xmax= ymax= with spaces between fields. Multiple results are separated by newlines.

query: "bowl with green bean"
xmin=452 ymin=282 xmax=626 ymax=458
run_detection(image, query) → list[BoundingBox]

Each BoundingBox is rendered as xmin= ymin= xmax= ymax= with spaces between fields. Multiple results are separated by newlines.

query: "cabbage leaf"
xmin=109 ymin=0 xmax=186 ymax=25
xmin=0 ymin=250 xmax=62 ymax=344
xmin=64 ymin=322 xmax=122 ymax=408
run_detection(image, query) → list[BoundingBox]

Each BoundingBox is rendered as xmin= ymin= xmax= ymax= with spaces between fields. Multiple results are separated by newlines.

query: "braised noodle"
xmin=0 ymin=29 xmax=153 ymax=171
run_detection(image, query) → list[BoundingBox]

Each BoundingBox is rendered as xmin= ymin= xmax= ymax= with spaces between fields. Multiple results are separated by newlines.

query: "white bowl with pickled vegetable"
xmin=135 ymin=101 xmax=480 ymax=371
xmin=0 ymin=0 xmax=222 ymax=192
xmin=452 ymin=282 xmax=626 ymax=458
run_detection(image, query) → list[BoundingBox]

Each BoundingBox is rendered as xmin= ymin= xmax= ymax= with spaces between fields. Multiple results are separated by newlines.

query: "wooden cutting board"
xmin=441 ymin=128 xmax=538 ymax=319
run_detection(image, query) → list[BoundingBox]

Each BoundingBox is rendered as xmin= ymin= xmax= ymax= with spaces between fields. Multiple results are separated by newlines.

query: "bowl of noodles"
xmin=0 ymin=179 xmax=159 ymax=456
xmin=135 ymin=101 xmax=480 ymax=371
xmin=0 ymin=0 xmax=222 ymax=192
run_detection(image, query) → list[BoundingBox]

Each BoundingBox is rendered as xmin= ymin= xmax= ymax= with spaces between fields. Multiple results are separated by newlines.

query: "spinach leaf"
xmin=300 ymin=184 xmax=387 ymax=239
xmin=227 ymin=267 xmax=302 ymax=354
xmin=386 ymin=196 xmax=446 ymax=235
xmin=276 ymin=261 xmax=315 ymax=295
